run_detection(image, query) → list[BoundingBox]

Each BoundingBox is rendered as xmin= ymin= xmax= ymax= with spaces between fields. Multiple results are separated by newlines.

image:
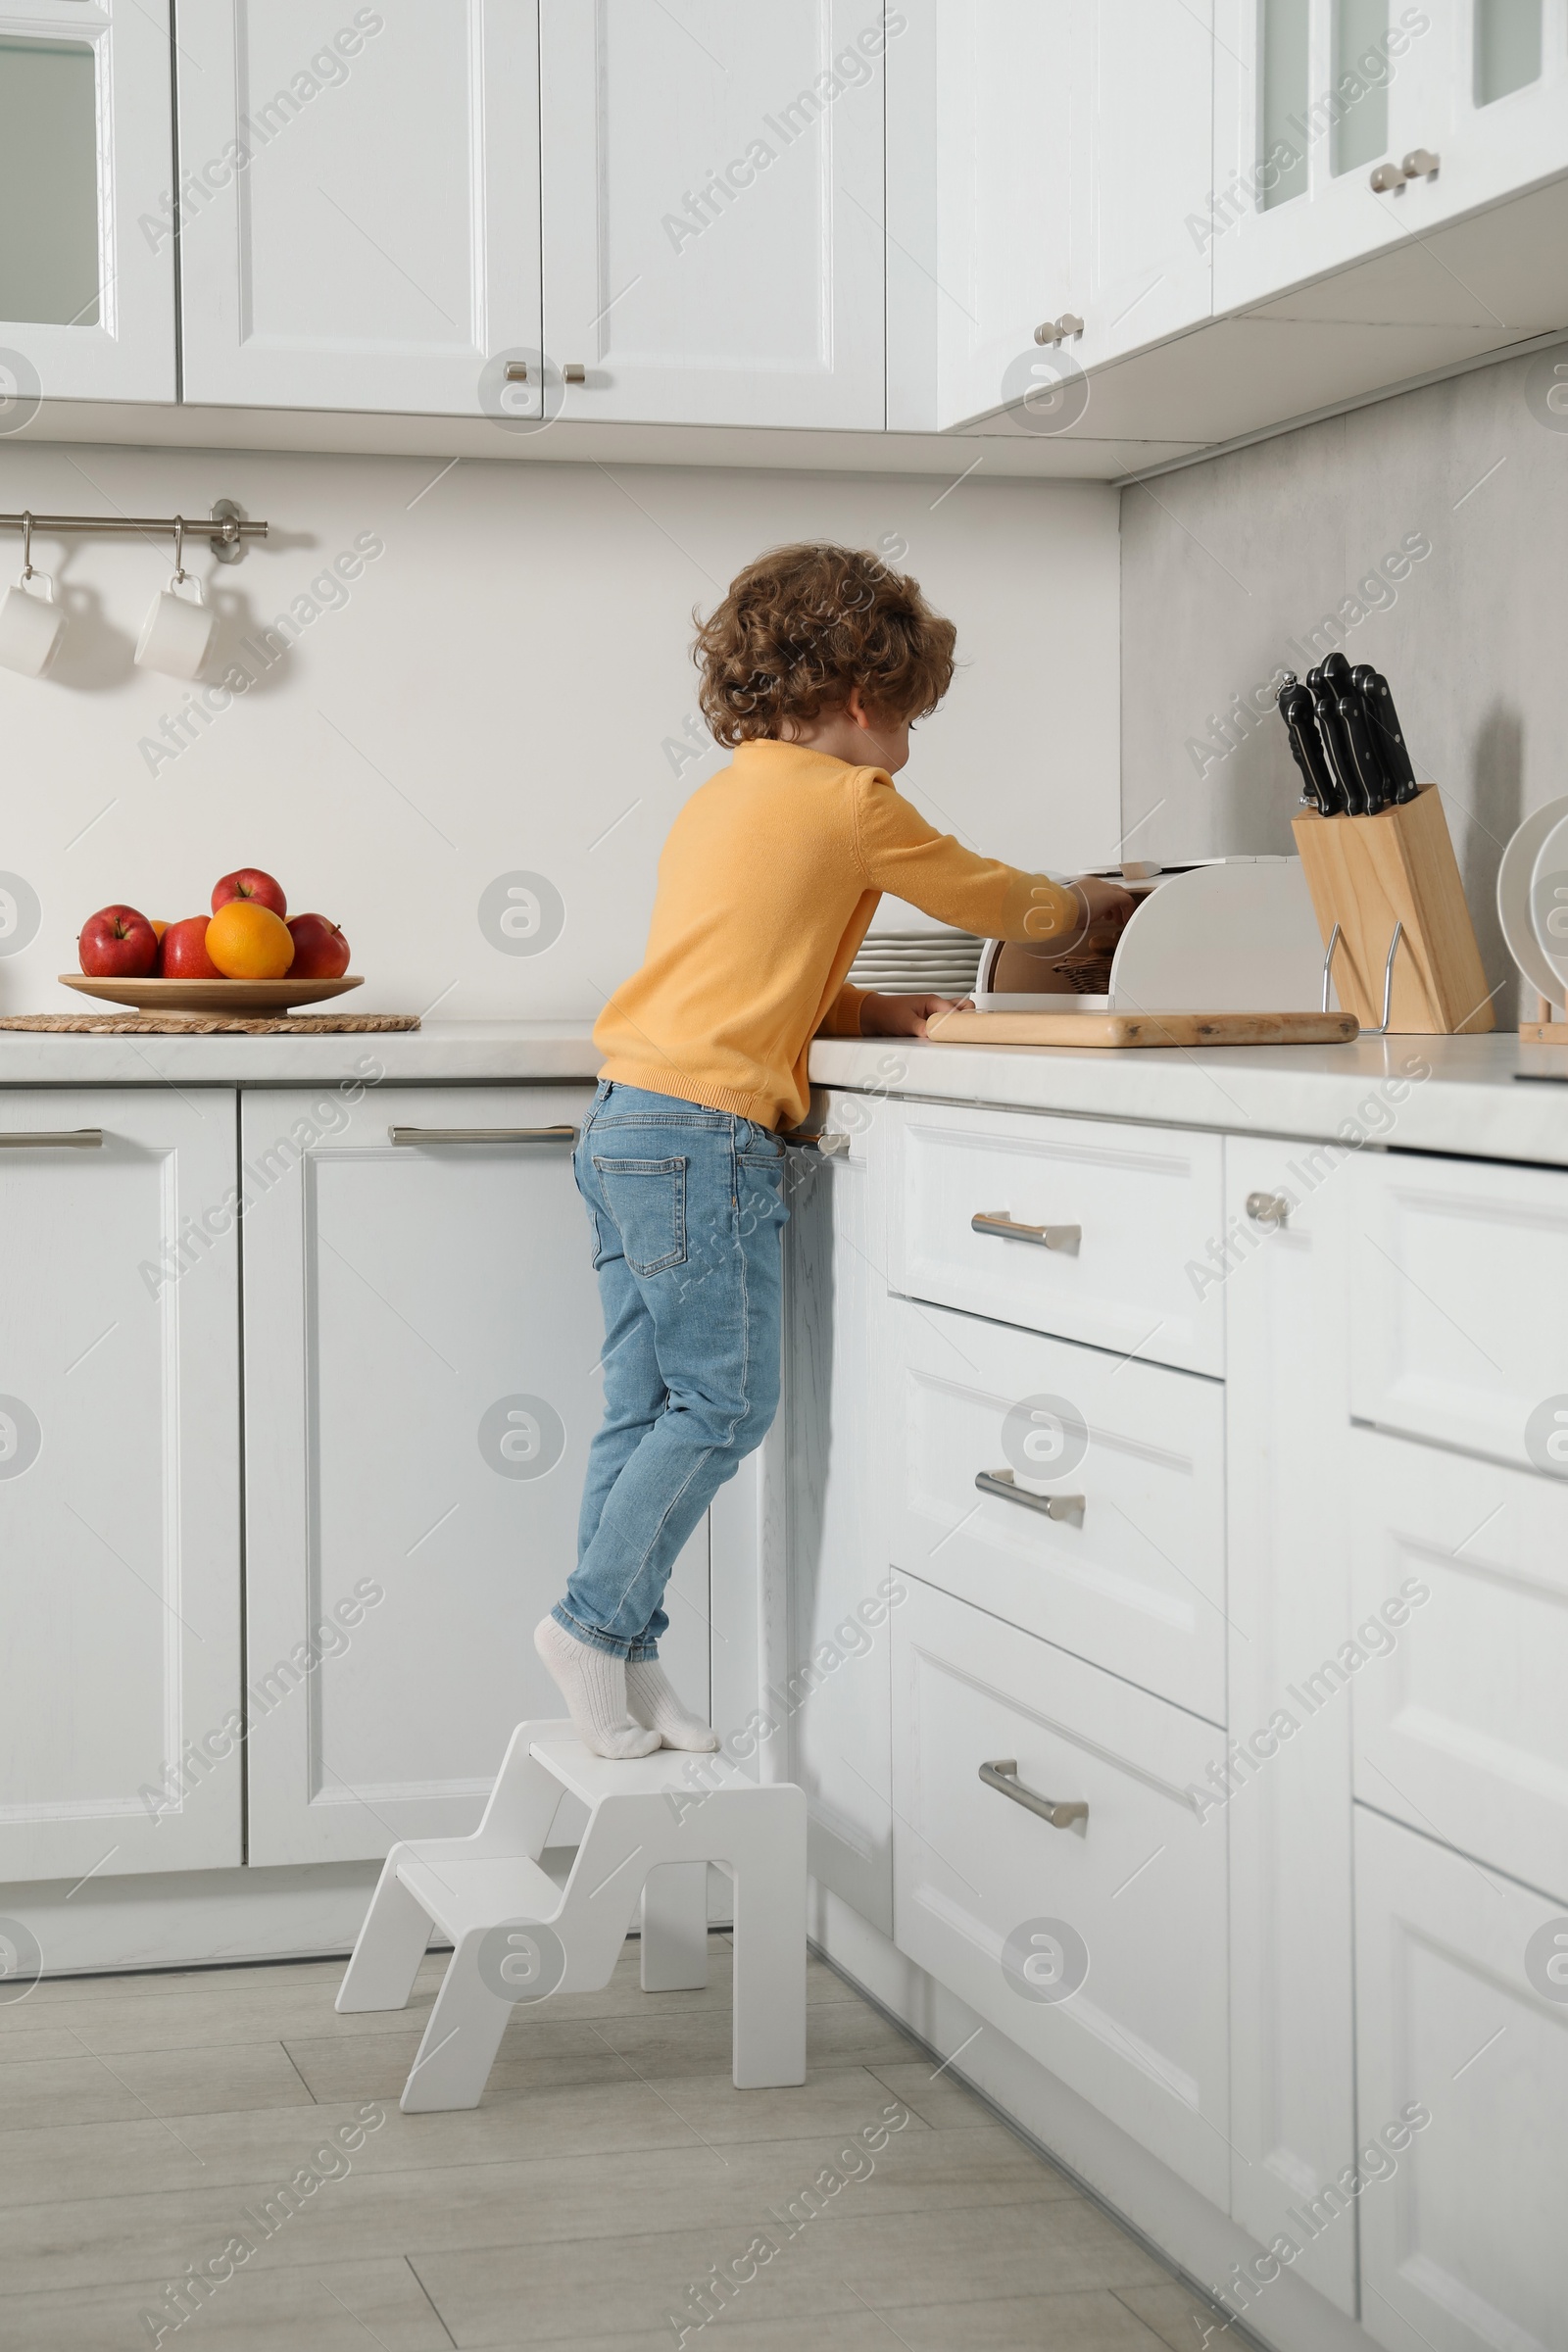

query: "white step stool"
xmin=337 ymin=1719 xmax=808 ymax=2112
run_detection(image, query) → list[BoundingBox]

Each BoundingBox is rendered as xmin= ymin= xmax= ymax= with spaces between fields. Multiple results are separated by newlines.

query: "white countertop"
xmin=3 ymin=1018 xmax=1566 ymax=1167
xmin=809 ymin=1031 xmax=1568 ymax=1169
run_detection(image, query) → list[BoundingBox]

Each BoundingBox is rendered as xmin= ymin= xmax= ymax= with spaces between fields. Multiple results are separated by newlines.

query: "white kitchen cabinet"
xmin=1348 ymin=1148 xmax=1568 ymax=1472
xmin=925 ymin=0 xmax=1214 ymax=430
xmin=0 ymin=0 xmax=176 ymax=402
xmin=1350 ymin=1426 xmax=1568 ymax=1906
xmin=0 ymin=1090 xmax=241 ymax=1882
xmin=1223 ymin=1136 xmax=1358 ymax=2315
xmin=538 ymin=0 xmax=887 ymax=428
xmin=239 ymin=1083 xmax=710 ymax=1866
xmin=1383 ymin=0 xmax=1568 ymax=236
xmin=892 ymin=1577 xmax=1231 ymax=2203
xmin=175 ymin=1 xmax=542 ymax=416
xmin=786 ymin=1089 xmax=898 ymax=1933
xmin=1355 ymin=1804 xmax=1568 ymax=2352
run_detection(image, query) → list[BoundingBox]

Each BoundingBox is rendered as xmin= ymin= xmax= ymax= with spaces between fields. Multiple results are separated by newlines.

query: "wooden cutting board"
xmin=927 ymin=1008 xmax=1359 ymax=1049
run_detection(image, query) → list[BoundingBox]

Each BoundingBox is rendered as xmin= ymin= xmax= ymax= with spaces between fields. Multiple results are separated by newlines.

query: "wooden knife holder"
xmin=1292 ymin=784 xmax=1494 ymax=1035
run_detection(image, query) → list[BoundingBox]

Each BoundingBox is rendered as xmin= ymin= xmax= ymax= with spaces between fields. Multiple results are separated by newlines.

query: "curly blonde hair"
xmin=693 ymin=542 xmax=958 ymax=747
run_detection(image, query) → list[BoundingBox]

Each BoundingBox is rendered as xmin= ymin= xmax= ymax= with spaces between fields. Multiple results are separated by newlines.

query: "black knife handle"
xmin=1307 ymin=678 xmax=1365 ymax=813
xmin=1337 ymin=690 xmax=1391 ymax=815
xmin=1351 ymin=666 xmax=1419 ymax=803
xmin=1277 ymin=679 xmax=1338 ymax=812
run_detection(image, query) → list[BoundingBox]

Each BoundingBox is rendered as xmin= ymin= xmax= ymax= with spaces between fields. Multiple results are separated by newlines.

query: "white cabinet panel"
xmin=1390 ymin=0 xmax=1568 ymax=239
xmin=1223 ymin=1135 xmax=1357 ymax=2314
xmin=1349 ymin=1150 xmax=1568 ymax=1470
xmin=1351 ymin=1427 xmax=1568 ymax=1905
xmin=786 ymin=1091 xmax=897 ymax=1933
xmin=927 ymin=0 xmax=1212 ymax=430
xmin=886 ymin=1296 xmax=1227 ymax=1724
xmin=1356 ymin=1804 xmax=1568 ymax=2352
xmin=176 ymin=1 xmax=542 ymax=414
xmin=891 ymin=1101 xmax=1225 ymax=1375
xmin=539 ymin=0 xmax=886 ymax=428
xmin=240 ymin=1083 xmax=709 ymax=1865
xmin=0 ymin=0 xmax=176 ymax=401
xmin=893 ymin=1578 xmax=1230 ymax=2204
xmin=0 ymin=1090 xmax=240 ymax=1882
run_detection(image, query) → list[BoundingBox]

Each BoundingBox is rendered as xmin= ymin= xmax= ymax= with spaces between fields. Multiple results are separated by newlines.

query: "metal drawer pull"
xmin=785 ymin=1131 xmax=850 ymax=1155
xmin=976 ymin=1469 xmax=1085 ymax=1525
xmin=971 ymin=1210 xmax=1080 ymax=1250
xmin=388 ymin=1125 xmax=578 ymax=1146
xmin=980 ymin=1758 xmax=1088 ymax=1832
xmin=1245 ymin=1191 xmax=1290 ymax=1228
xmin=0 ymin=1129 xmax=103 ymax=1149
xmin=503 ymin=360 xmax=530 ymax=382
xmin=563 ymin=363 xmax=587 ymax=383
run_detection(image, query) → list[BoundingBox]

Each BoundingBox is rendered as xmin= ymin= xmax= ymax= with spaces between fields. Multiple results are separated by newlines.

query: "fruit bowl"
xmin=61 ymin=975 xmax=364 ymax=1015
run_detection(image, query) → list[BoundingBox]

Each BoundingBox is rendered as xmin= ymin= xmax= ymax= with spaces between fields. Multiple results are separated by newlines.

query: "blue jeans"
xmin=555 ymin=1082 xmax=789 ymax=1661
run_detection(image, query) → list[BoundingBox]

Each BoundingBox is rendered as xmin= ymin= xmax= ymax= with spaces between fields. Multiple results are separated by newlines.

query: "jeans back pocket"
xmin=592 ymin=1155 xmax=688 ymax=1276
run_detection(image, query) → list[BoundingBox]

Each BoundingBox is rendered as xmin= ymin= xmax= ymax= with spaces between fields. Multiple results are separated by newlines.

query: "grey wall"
xmin=1119 ymin=337 xmax=1568 ymax=1023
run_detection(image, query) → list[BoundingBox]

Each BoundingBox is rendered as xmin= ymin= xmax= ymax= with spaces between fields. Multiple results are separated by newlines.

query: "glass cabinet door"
xmin=0 ymin=2 xmax=175 ymax=406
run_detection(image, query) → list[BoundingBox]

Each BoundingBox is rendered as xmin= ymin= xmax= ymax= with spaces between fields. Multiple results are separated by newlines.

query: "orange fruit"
xmin=150 ymin=919 xmax=169 ymax=942
xmin=206 ymin=900 xmax=295 ymax=979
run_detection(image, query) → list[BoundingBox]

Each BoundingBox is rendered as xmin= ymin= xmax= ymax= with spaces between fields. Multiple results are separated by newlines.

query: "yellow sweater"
xmin=594 ymin=739 xmax=1079 ymax=1131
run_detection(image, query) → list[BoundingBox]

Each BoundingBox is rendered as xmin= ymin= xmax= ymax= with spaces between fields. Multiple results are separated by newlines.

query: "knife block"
xmin=1292 ymin=785 xmax=1494 ymax=1035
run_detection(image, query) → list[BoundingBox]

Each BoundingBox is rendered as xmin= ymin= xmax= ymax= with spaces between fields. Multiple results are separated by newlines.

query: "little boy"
xmin=537 ymin=542 xmax=1131 ymax=1756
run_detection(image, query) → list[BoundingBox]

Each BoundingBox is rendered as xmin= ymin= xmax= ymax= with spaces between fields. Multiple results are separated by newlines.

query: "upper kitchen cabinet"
xmin=910 ymin=0 xmax=1213 ymax=432
xmin=0 ymin=0 xmax=176 ymax=403
xmin=537 ymin=0 xmax=887 ymax=429
xmin=1212 ymin=0 xmax=1568 ymax=317
xmin=175 ymin=1 xmax=542 ymax=415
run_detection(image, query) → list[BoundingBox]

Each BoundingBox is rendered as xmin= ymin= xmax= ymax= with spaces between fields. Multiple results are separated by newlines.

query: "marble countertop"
xmin=808 ymin=1031 xmax=1568 ymax=1168
xmin=2 ymin=1018 xmax=1565 ymax=1167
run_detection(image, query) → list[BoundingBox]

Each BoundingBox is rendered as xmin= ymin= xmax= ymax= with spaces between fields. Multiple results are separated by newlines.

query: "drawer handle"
xmin=0 ymin=1129 xmax=103 ymax=1149
xmin=1245 ymin=1190 xmax=1290 ymax=1228
xmin=971 ymin=1210 xmax=1081 ymax=1251
xmin=784 ymin=1131 xmax=850 ymax=1155
xmin=976 ymin=1469 xmax=1085 ymax=1525
xmin=388 ymin=1125 xmax=579 ymax=1146
xmin=980 ymin=1758 xmax=1088 ymax=1832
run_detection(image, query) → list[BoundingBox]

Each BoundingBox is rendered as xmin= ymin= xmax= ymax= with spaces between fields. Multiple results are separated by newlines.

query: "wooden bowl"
xmin=62 ymin=974 xmax=364 ymax=1015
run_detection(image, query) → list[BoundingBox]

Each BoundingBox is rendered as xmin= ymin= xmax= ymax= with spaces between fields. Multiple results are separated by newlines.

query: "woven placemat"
xmin=0 ymin=1012 xmax=421 ymax=1036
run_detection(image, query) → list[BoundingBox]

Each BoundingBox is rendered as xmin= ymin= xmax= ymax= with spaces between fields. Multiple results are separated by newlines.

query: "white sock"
xmin=626 ymin=1658 xmax=719 ymax=1751
xmin=534 ymin=1617 xmax=660 ymax=1759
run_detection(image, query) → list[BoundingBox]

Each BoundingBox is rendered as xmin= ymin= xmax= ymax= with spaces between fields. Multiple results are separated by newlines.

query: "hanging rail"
xmin=0 ymin=500 xmax=266 ymax=564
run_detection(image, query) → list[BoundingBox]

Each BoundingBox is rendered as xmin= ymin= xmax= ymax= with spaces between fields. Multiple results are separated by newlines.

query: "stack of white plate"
xmin=848 ymin=927 xmax=984 ymax=997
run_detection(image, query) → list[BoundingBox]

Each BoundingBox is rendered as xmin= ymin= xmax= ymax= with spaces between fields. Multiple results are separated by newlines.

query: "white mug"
xmin=0 ymin=571 xmax=66 ymax=678
xmin=136 ymin=571 xmax=218 ymax=680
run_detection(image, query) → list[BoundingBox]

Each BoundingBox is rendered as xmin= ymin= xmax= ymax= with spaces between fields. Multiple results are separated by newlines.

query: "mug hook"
xmin=21 ymin=512 xmax=32 ymax=581
xmin=172 ymin=514 xmax=186 ymax=585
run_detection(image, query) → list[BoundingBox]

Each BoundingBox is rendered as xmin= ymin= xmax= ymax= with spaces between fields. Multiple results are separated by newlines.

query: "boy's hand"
xmin=858 ymin=991 xmax=967 ymax=1039
xmin=1064 ymin=875 xmax=1137 ymax=953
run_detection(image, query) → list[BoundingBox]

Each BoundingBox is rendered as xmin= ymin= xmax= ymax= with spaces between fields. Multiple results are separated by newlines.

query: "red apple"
xmin=79 ymin=906 xmax=158 ymax=978
xmin=212 ymin=867 xmax=287 ymax=919
xmin=160 ymin=915 xmax=222 ymax=980
xmin=285 ymin=913 xmax=351 ymax=979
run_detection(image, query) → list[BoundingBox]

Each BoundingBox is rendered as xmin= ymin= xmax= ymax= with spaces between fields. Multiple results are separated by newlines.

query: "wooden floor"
xmin=0 ymin=1934 xmax=1228 ymax=2349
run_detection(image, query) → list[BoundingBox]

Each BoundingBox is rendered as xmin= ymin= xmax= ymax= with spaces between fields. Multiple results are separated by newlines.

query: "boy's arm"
xmin=851 ymin=771 xmax=1083 ymax=944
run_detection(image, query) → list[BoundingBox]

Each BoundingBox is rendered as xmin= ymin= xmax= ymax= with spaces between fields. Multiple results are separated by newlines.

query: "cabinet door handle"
xmin=980 ymin=1758 xmax=1088 ymax=1832
xmin=971 ymin=1209 xmax=1080 ymax=1250
xmin=1401 ymin=148 xmax=1440 ymax=177
xmin=1369 ymin=160 xmax=1406 ymax=191
xmin=503 ymin=360 xmax=530 ymax=382
xmin=0 ymin=1129 xmax=103 ymax=1149
xmin=562 ymin=363 xmax=587 ymax=384
xmin=784 ymin=1131 xmax=850 ymax=1155
xmin=975 ymin=1469 xmax=1085 ymax=1525
xmin=1245 ymin=1190 xmax=1290 ymax=1228
xmin=387 ymin=1125 xmax=578 ymax=1146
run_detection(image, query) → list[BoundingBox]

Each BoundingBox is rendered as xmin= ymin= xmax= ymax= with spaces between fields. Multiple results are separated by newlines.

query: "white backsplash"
xmin=0 ymin=443 xmax=1119 ymax=1020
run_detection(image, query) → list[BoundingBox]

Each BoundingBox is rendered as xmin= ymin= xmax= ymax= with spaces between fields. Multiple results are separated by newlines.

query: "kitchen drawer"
xmin=1349 ymin=1152 xmax=1568 ymax=1471
xmin=890 ymin=1102 xmax=1223 ymax=1375
xmin=1350 ymin=1427 xmax=1568 ymax=1907
xmin=892 ymin=1580 xmax=1230 ymax=2204
xmin=887 ymin=1298 xmax=1226 ymax=1724
xmin=1355 ymin=1806 xmax=1568 ymax=2352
